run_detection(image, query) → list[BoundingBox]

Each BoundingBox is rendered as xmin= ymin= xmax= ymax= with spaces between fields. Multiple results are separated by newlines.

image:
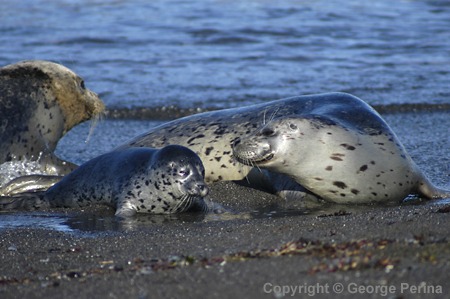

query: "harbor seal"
xmin=0 ymin=145 xmax=209 ymax=217
xmin=233 ymin=114 xmax=450 ymax=203
xmin=118 ymin=92 xmax=449 ymax=203
xmin=0 ymin=60 xmax=105 ymax=194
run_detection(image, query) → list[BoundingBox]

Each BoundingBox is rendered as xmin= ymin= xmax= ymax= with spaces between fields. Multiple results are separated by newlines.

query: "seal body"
xmin=0 ymin=60 xmax=105 ymax=194
xmin=39 ymin=145 xmax=208 ymax=217
xmin=119 ymin=92 xmax=448 ymax=203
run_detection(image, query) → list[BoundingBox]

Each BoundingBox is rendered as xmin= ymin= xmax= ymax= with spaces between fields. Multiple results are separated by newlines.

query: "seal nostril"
xmin=198 ymin=183 xmax=209 ymax=196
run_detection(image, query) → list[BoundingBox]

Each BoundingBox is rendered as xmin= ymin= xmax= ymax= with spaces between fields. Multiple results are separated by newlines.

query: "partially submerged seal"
xmin=0 ymin=145 xmax=209 ymax=217
xmin=0 ymin=60 xmax=105 ymax=194
xmin=118 ymin=92 xmax=449 ymax=203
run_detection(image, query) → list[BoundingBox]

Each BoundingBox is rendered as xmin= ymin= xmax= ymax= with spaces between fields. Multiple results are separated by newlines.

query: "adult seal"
xmin=0 ymin=145 xmax=209 ymax=217
xmin=117 ymin=92 xmax=449 ymax=203
xmin=0 ymin=60 xmax=105 ymax=194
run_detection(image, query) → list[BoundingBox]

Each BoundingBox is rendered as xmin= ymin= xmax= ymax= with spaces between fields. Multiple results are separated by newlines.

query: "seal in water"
xmin=0 ymin=145 xmax=209 ymax=217
xmin=117 ymin=92 xmax=448 ymax=203
xmin=0 ymin=60 xmax=105 ymax=195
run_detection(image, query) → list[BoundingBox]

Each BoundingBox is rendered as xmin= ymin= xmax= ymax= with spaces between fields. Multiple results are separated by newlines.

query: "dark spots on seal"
xmin=340 ymin=143 xmax=356 ymax=150
xmin=314 ymin=177 xmax=323 ymax=181
xmin=325 ymin=166 xmax=333 ymax=171
xmin=329 ymin=190 xmax=338 ymax=194
xmin=214 ymin=157 xmax=222 ymax=162
xmin=205 ymin=147 xmax=214 ymax=156
xmin=351 ymin=189 xmax=359 ymax=195
xmin=369 ymin=130 xmax=383 ymax=136
xmin=220 ymin=164 xmax=227 ymax=168
xmin=154 ymin=182 xmax=160 ymax=190
xmin=359 ymin=165 xmax=368 ymax=172
xmin=333 ymin=181 xmax=347 ymax=189
xmin=371 ymin=192 xmax=378 ymax=196
xmin=330 ymin=154 xmax=344 ymax=161
xmin=370 ymin=161 xmax=376 ymax=165
xmin=187 ymin=134 xmax=205 ymax=145
xmin=340 ymin=193 xmax=346 ymax=197
xmin=223 ymin=151 xmax=231 ymax=155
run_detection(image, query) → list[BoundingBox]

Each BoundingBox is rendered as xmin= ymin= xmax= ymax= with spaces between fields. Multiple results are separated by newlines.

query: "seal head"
xmin=0 ymin=60 xmax=105 ymax=194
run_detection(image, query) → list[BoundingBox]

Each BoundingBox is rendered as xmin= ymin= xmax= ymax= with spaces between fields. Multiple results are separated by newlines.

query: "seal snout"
xmin=191 ymin=181 xmax=209 ymax=197
xmin=232 ymin=141 xmax=273 ymax=166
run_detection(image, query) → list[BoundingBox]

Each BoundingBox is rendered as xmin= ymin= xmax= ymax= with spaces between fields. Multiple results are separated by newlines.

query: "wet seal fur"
xmin=0 ymin=145 xmax=209 ymax=217
xmin=0 ymin=60 xmax=105 ymax=194
xmin=118 ymin=92 xmax=449 ymax=203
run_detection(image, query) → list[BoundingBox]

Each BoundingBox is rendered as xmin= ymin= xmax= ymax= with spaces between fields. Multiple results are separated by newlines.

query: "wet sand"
xmin=0 ymin=111 xmax=449 ymax=298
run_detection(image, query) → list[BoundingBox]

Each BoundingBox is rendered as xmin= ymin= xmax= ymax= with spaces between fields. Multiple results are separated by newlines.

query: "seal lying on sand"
xmin=117 ymin=92 xmax=449 ymax=203
xmin=0 ymin=60 xmax=105 ymax=195
xmin=0 ymin=145 xmax=209 ymax=217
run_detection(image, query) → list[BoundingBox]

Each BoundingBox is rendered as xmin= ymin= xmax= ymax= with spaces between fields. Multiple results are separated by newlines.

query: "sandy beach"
xmin=0 ymin=111 xmax=449 ymax=298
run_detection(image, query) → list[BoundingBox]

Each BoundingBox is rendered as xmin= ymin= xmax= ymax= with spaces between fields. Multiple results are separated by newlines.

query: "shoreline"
xmin=0 ymin=111 xmax=448 ymax=298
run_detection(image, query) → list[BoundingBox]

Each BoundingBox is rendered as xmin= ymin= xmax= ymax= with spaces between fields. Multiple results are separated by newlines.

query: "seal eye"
xmin=178 ymin=169 xmax=190 ymax=177
xmin=289 ymin=123 xmax=298 ymax=131
xmin=80 ymin=80 xmax=86 ymax=90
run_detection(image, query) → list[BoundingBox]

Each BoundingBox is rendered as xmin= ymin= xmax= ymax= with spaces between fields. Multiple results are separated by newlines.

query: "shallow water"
xmin=1 ymin=0 xmax=449 ymax=115
xmin=1 ymin=197 xmax=448 ymax=235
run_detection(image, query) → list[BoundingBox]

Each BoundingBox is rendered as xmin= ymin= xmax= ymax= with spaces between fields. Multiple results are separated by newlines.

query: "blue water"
xmin=1 ymin=0 xmax=449 ymax=112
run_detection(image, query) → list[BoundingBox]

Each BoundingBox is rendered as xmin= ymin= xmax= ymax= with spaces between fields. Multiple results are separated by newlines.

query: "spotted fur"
xmin=116 ymin=92 xmax=448 ymax=203
xmin=234 ymin=113 xmax=450 ymax=203
xmin=40 ymin=145 xmax=209 ymax=217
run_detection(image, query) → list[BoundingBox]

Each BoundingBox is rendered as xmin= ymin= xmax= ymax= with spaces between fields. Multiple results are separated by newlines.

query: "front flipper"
xmin=115 ymin=200 xmax=138 ymax=218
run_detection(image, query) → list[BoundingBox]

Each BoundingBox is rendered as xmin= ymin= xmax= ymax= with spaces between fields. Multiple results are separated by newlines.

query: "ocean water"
xmin=1 ymin=0 xmax=449 ymax=115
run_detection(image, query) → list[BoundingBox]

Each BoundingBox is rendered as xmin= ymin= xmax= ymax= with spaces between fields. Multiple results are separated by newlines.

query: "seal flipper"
xmin=417 ymin=176 xmax=450 ymax=200
xmin=0 ymin=191 xmax=49 ymax=211
xmin=115 ymin=200 xmax=138 ymax=218
xmin=0 ymin=175 xmax=63 ymax=196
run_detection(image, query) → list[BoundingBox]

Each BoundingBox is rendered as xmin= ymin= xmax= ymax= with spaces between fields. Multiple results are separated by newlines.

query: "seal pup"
xmin=0 ymin=145 xmax=209 ymax=217
xmin=0 ymin=60 xmax=105 ymax=194
xmin=117 ymin=92 xmax=448 ymax=203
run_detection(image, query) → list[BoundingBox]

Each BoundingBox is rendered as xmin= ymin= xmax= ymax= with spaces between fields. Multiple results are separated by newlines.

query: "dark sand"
xmin=0 ymin=112 xmax=449 ymax=298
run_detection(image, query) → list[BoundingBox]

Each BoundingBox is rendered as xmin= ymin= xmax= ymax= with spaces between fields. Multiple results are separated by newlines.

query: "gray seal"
xmin=0 ymin=60 xmax=105 ymax=195
xmin=117 ymin=92 xmax=449 ymax=203
xmin=0 ymin=145 xmax=209 ymax=217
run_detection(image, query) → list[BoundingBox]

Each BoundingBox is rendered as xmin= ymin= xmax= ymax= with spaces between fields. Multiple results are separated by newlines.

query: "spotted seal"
xmin=118 ymin=92 xmax=448 ymax=203
xmin=0 ymin=60 xmax=105 ymax=195
xmin=0 ymin=145 xmax=209 ymax=217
